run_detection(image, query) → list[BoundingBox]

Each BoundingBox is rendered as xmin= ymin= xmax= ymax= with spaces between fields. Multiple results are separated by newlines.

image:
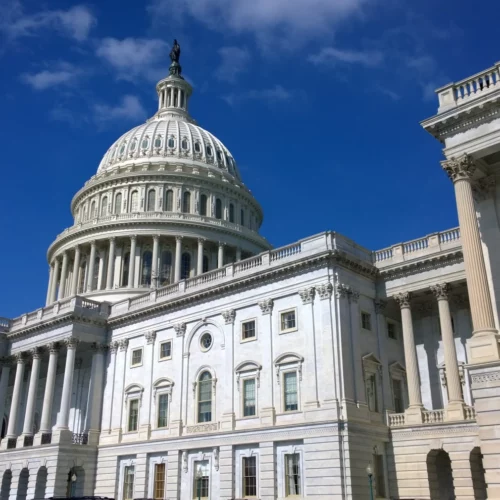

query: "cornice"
xmin=390 ymin=421 xmax=478 ymax=441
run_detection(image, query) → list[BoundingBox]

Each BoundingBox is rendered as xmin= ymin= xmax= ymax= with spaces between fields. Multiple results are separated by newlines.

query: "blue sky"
xmin=0 ymin=0 xmax=497 ymax=317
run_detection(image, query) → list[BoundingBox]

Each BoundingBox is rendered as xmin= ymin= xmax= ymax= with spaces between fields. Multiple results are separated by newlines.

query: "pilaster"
xmin=166 ymin=450 xmax=181 ymax=500
xmin=221 ymin=309 xmax=235 ymax=431
xmin=259 ymin=441 xmax=276 ymax=500
xmin=139 ymin=332 xmax=156 ymax=440
xmin=219 ymin=445 xmax=234 ymax=500
xmin=258 ymin=299 xmax=275 ymax=425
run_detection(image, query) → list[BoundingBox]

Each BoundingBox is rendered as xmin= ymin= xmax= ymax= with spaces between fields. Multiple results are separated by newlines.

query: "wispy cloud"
xmin=374 ymin=85 xmax=401 ymax=101
xmin=96 ymin=37 xmax=169 ymax=82
xmin=215 ymin=46 xmax=251 ymax=83
xmin=223 ymin=85 xmax=293 ymax=106
xmin=93 ymin=95 xmax=147 ymax=123
xmin=308 ymin=47 xmax=384 ymax=67
xmin=20 ymin=62 xmax=81 ymax=90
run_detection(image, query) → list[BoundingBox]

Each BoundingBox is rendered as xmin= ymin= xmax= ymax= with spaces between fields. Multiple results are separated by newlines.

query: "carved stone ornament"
xmin=222 ymin=309 xmax=236 ymax=325
xmin=174 ymin=323 xmax=187 ymax=337
xmin=213 ymin=447 xmax=219 ymax=471
xmin=316 ymin=283 xmax=333 ymax=300
xmin=349 ymin=290 xmax=360 ymax=303
xmin=430 ymin=283 xmax=450 ymax=300
xmin=186 ymin=423 xmax=218 ymax=434
xmin=374 ymin=300 xmax=387 ymax=314
xmin=64 ymin=337 xmax=80 ymax=349
xmin=91 ymin=342 xmax=108 ymax=354
xmin=145 ymin=331 xmax=157 ymax=344
xmin=182 ymin=451 xmax=188 ymax=473
xmin=258 ymin=299 xmax=274 ymax=315
xmin=109 ymin=341 xmax=120 ymax=353
xmin=441 ymin=154 xmax=476 ymax=183
xmin=14 ymin=352 xmax=26 ymax=364
xmin=394 ymin=292 xmax=411 ymax=309
xmin=48 ymin=342 xmax=60 ymax=354
xmin=119 ymin=339 xmax=129 ymax=351
xmin=335 ymin=283 xmax=350 ymax=299
xmin=30 ymin=347 xmax=42 ymax=359
xmin=299 ymin=287 xmax=315 ymax=305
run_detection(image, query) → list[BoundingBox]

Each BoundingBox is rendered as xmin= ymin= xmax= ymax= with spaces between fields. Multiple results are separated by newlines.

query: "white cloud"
xmin=216 ymin=46 xmax=251 ymax=83
xmin=0 ymin=2 xmax=95 ymax=42
xmin=308 ymin=47 xmax=384 ymax=67
xmin=223 ymin=85 xmax=292 ymax=106
xmin=21 ymin=62 xmax=81 ymax=90
xmin=93 ymin=95 xmax=147 ymax=123
xmin=96 ymin=37 xmax=169 ymax=82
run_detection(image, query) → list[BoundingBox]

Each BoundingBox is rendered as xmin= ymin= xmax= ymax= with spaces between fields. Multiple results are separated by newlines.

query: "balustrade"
xmin=422 ymin=409 xmax=445 ymax=424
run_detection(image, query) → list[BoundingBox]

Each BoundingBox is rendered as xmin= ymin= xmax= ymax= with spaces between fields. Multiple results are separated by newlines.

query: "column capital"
xmin=316 ymin=282 xmax=333 ymax=300
xmin=109 ymin=341 xmax=119 ymax=353
xmin=47 ymin=341 xmax=61 ymax=353
xmin=30 ymin=347 xmax=42 ymax=359
xmin=119 ymin=339 xmax=129 ymax=351
xmin=222 ymin=309 xmax=236 ymax=325
xmin=441 ymin=154 xmax=476 ymax=183
xmin=90 ymin=240 xmax=97 ymax=248
xmin=91 ymin=342 xmax=108 ymax=353
xmin=0 ymin=356 xmax=13 ymax=368
xmin=430 ymin=283 xmax=450 ymax=300
xmin=258 ymin=298 xmax=274 ymax=315
xmin=218 ymin=241 xmax=226 ymax=248
xmin=153 ymin=234 xmax=160 ymax=242
xmin=394 ymin=292 xmax=411 ymax=309
xmin=299 ymin=287 xmax=315 ymax=304
xmin=145 ymin=331 xmax=157 ymax=344
xmin=198 ymin=238 xmax=206 ymax=244
xmin=130 ymin=234 xmax=137 ymax=242
xmin=74 ymin=244 xmax=80 ymax=252
xmin=64 ymin=336 xmax=80 ymax=349
xmin=176 ymin=235 xmax=183 ymax=242
xmin=109 ymin=236 xmax=116 ymax=243
xmin=374 ymin=300 xmax=387 ymax=314
xmin=174 ymin=323 xmax=187 ymax=336
xmin=14 ymin=352 xmax=26 ymax=364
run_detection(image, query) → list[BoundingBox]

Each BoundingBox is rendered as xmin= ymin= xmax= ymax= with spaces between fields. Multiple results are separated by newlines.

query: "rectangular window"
xmin=392 ymin=378 xmax=404 ymax=413
xmin=243 ymin=378 xmax=256 ymax=417
xmin=284 ymin=372 xmax=298 ymax=412
xmin=157 ymin=393 xmax=169 ymax=428
xmin=123 ymin=465 xmax=135 ymax=500
xmin=128 ymin=399 xmax=139 ymax=431
xmin=242 ymin=320 xmax=256 ymax=340
xmin=159 ymin=341 xmax=172 ymax=360
xmin=361 ymin=312 xmax=372 ymax=331
xmin=193 ymin=461 xmax=209 ymax=499
xmin=243 ymin=456 xmax=257 ymax=497
xmin=387 ymin=321 xmax=397 ymax=340
xmin=131 ymin=348 xmax=143 ymax=366
xmin=374 ymin=454 xmax=386 ymax=498
xmin=281 ymin=310 xmax=296 ymax=332
xmin=366 ymin=374 xmax=378 ymax=412
xmin=285 ymin=453 xmax=301 ymax=496
xmin=153 ymin=463 xmax=165 ymax=500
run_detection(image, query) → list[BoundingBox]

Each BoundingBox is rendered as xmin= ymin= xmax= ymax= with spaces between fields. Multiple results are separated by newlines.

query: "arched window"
xmin=130 ymin=138 xmax=137 ymax=152
xmin=168 ymin=136 xmax=175 ymax=148
xmin=154 ymin=136 xmax=162 ymax=149
xmin=90 ymin=201 xmax=96 ymax=218
xmin=114 ymin=193 xmax=122 ymax=214
xmin=206 ymin=145 xmax=213 ymax=157
xmin=216 ymin=150 xmax=222 ymax=162
xmin=194 ymin=142 xmax=201 ymax=153
xmin=141 ymin=251 xmax=152 ymax=286
xmin=240 ymin=209 xmax=245 ymax=226
xmin=101 ymin=196 xmax=108 ymax=217
xmin=119 ymin=143 xmax=126 ymax=156
xmin=181 ymin=138 xmax=189 ymax=150
xmin=130 ymin=191 xmax=139 ymax=212
xmin=215 ymin=198 xmax=222 ymax=220
xmin=165 ymin=190 xmax=173 ymax=211
xmin=83 ymin=205 xmax=88 ymax=221
xmin=203 ymin=255 xmax=209 ymax=273
xmin=200 ymin=194 xmax=208 ymax=216
xmin=198 ymin=371 xmax=212 ymax=423
xmin=181 ymin=252 xmax=191 ymax=280
xmin=147 ymin=190 xmax=156 ymax=212
xmin=229 ymin=203 xmax=235 ymax=223
xmin=160 ymin=251 xmax=172 ymax=286
xmin=141 ymin=137 xmax=149 ymax=149
xmin=122 ymin=252 xmax=130 ymax=286
xmin=182 ymin=192 xmax=191 ymax=213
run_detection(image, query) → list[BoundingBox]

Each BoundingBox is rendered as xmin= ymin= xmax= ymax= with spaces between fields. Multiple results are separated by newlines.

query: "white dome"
xmin=97 ymin=116 xmax=241 ymax=180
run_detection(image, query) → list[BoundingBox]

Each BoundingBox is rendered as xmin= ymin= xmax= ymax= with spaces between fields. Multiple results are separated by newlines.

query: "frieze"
xmin=390 ymin=422 xmax=479 ymax=441
xmin=471 ymin=371 xmax=500 ymax=384
xmin=186 ymin=423 xmax=219 ymax=434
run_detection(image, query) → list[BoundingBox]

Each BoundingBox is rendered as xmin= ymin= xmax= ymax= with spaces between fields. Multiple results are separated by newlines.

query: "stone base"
xmin=445 ymin=401 xmax=466 ymax=422
xmin=404 ymin=406 xmax=424 ymax=424
xmin=169 ymin=419 xmax=182 ymax=437
xmin=467 ymin=332 xmax=500 ymax=364
xmin=259 ymin=407 xmax=276 ymax=426
xmin=51 ymin=429 xmax=73 ymax=445
xmin=220 ymin=412 xmax=235 ymax=431
xmin=99 ymin=428 xmax=122 ymax=445
xmin=138 ymin=424 xmax=151 ymax=441
xmin=87 ymin=430 xmax=100 ymax=446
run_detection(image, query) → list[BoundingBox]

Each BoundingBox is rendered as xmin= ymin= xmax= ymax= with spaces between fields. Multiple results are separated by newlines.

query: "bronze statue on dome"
xmin=170 ymin=39 xmax=181 ymax=64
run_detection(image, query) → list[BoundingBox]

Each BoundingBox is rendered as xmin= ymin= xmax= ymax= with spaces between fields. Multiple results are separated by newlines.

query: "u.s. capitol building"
xmin=0 ymin=45 xmax=500 ymax=500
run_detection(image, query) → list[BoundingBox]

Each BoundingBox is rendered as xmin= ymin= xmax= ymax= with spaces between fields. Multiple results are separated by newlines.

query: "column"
xmin=71 ymin=245 xmax=81 ymax=296
xmin=49 ymin=258 xmax=60 ymax=304
xmin=22 ymin=348 xmax=41 ymax=437
xmin=38 ymin=343 xmax=59 ymax=435
xmin=235 ymin=247 xmax=241 ymax=262
xmin=87 ymin=241 xmax=97 ymax=292
xmin=97 ymin=250 xmax=106 ymax=290
xmin=197 ymin=238 xmax=204 ymax=275
xmin=218 ymin=242 xmax=225 ymax=268
xmin=0 ymin=359 xmax=11 ymax=428
xmin=6 ymin=353 xmax=26 ymax=439
xmin=128 ymin=235 xmax=137 ymax=288
xmin=139 ymin=332 xmax=156 ymax=439
xmin=86 ymin=343 xmax=107 ymax=444
xmin=57 ymin=252 xmax=69 ymax=300
xmin=221 ymin=310 xmax=235 ymax=430
xmin=152 ymin=235 xmax=160 ymax=288
xmin=46 ymin=265 xmax=54 ymax=305
xmin=57 ymin=337 xmax=79 ymax=430
xmin=111 ymin=339 xmax=128 ymax=438
xmin=106 ymin=237 xmax=116 ymax=290
xmin=431 ymin=283 xmax=465 ymax=420
xmin=174 ymin=236 xmax=182 ymax=282
xmin=394 ymin=292 xmax=423 ymax=423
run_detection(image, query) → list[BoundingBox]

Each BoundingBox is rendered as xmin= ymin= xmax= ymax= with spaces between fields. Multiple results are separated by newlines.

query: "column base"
xmin=86 ymin=429 xmax=101 ymax=446
xmin=467 ymin=332 xmax=500 ymax=364
xmin=220 ymin=412 xmax=235 ymax=431
xmin=445 ymin=401 xmax=466 ymax=422
xmin=1 ymin=437 xmax=16 ymax=450
xmin=259 ymin=407 xmax=276 ymax=426
xmin=404 ymin=406 xmax=424 ymax=424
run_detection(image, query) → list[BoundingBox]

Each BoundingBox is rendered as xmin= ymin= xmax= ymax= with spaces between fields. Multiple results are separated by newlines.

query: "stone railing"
xmin=464 ymin=406 xmax=476 ymax=421
xmin=374 ymin=228 xmax=461 ymax=267
xmin=387 ymin=412 xmax=405 ymax=427
xmin=422 ymin=409 xmax=445 ymax=424
xmin=437 ymin=62 xmax=500 ymax=112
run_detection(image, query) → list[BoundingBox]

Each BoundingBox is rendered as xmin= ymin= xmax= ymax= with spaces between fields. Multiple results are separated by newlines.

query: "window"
xmin=141 ymin=137 xmax=149 ymax=150
xmin=160 ymin=251 xmax=172 ymax=286
xmin=130 ymin=191 xmax=139 ymax=212
xmin=122 ymin=252 xmax=130 ymax=286
xmin=197 ymin=371 xmax=212 ymax=422
xmin=242 ymin=456 xmax=257 ymax=497
xmin=363 ymin=354 xmax=382 ymax=413
xmin=119 ymin=143 xmax=126 ymax=156
xmin=181 ymin=252 xmax=191 ymax=280
xmin=114 ymin=193 xmax=123 ymax=214
xmin=206 ymin=145 xmax=213 ymax=157
xmin=240 ymin=209 xmax=245 ymax=226
xmin=131 ymin=348 xmax=143 ymax=367
xmin=280 ymin=310 xmax=297 ymax=332
xmin=229 ymin=203 xmax=235 ymax=223
xmin=243 ymin=378 xmax=256 ymax=417
xmin=147 ymin=190 xmax=156 ymax=211
xmin=154 ymin=136 xmax=162 ymax=149
xmin=194 ymin=142 xmax=201 ymax=153
xmin=216 ymin=150 xmax=223 ymax=162
xmin=141 ymin=251 xmax=152 ymax=286
xmin=215 ymin=198 xmax=222 ymax=219
xmin=159 ymin=340 xmax=172 ymax=360
xmin=285 ymin=453 xmax=301 ymax=497
xmin=387 ymin=321 xmax=397 ymax=340
xmin=200 ymin=333 xmax=212 ymax=351
xmin=366 ymin=373 xmax=378 ymax=412
xmin=200 ymin=194 xmax=208 ymax=216
xmin=284 ymin=372 xmax=298 ymax=412
xmin=374 ymin=454 xmax=386 ymax=498
xmin=182 ymin=191 xmax=191 ymax=213
xmin=193 ymin=461 xmax=209 ymax=499
xmin=123 ymin=466 xmax=135 ymax=500
xmin=153 ymin=463 xmax=165 ymax=500
xmin=130 ymin=138 xmax=137 ymax=152
xmin=168 ymin=136 xmax=175 ymax=148
xmin=101 ymin=196 xmax=108 ymax=216
xmin=242 ymin=320 xmax=256 ymax=341
xmin=181 ymin=138 xmax=189 ymax=150
xmin=157 ymin=393 xmax=169 ymax=428
xmin=361 ymin=311 xmax=372 ymax=331
xmin=392 ymin=378 xmax=404 ymax=413
xmin=128 ymin=399 xmax=139 ymax=432
xmin=90 ymin=200 xmax=96 ymax=218
xmin=202 ymin=255 xmax=209 ymax=273
xmin=165 ymin=190 xmax=173 ymax=211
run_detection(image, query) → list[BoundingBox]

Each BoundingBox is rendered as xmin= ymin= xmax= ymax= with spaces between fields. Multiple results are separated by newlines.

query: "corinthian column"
xmin=38 ymin=343 xmax=60 ymax=436
xmin=442 ymin=155 xmax=499 ymax=362
xmin=218 ymin=242 xmax=225 ymax=268
xmin=58 ymin=252 xmax=69 ymax=300
xmin=22 ymin=348 xmax=42 ymax=437
xmin=197 ymin=238 xmax=205 ymax=275
xmin=71 ymin=245 xmax=81 ymax=296
xmin=128 ymin=235 xmax=137 ymax=288
xmin=152 ymin=235 xmax=160 ymax=288
xmin=46 ymin=265 xmax=54 ymax=306
xmin=174 ymin=236 xmax=182 ymax=282
xmin=6 ymin=353 xmax=26 ymax=439
xmin=87 ymin=241 xmax=97 ymax=292
xmin=57 ymin=337 xmax=79 ymax=430
xmin=106 ymin=237 xmax=116 ymax=290
xmin=394 ymin=292 xmax=423 ymax=423
xmin=49 ymin=258 xmax=60 ymax=304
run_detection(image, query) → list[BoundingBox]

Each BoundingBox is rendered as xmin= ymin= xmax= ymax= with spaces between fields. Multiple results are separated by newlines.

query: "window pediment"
xmin=389 ymin=361 xmax=406 ymax=377
xmin=362 ymin=353 xmax=382 ymax=377
xmin=274 ymin=352 xmax=304 ymax=366
xmin=235 ymin=361 xmax=262 ymax=373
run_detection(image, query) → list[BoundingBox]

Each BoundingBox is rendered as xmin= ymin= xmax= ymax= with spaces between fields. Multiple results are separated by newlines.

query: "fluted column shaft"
xmin=58 ymin=252 xmax=69 ymax=300
xmin=39 ymin=343 xmax=60 ymax=433
xmin=0 ymin=362 xmax=11 ymax=430
xmin=174 ymin=236 xmax=182 ymax=282
xmin=106 ymin=238 xmax=116 ymax=290
xmin=218 ymin=242 xmax=225 ymax=268
xmin=128 ymin=236 xmax=137 ymax=288
xmin=87 ymin=241 xmax=97 ymax=292
xmin=7 ymin=355 xmax=26 ymax=438
xmin=46 ymin=266 xmax=54 ymax=305
xmin=71 ymin=246 xmax=81 ymax=296
xmin=87 ymin=344 xmax=107 ymax=432
xmin=49 ymin=259 xmax=60 ymax=304
xmin=152 ymin=235 xmax=160 ymax=288
xmin=395 ymin=293 xmax=423 ymax=408
xmin=22 ymin=349 xmax=41 ymax=435
xmin=236 ymin=247 xmax=242 ymax=262
xmin=57 ymin=338 xmax=79 ymax=429
xmin=197 ymin=239 xmax=204 ymax=275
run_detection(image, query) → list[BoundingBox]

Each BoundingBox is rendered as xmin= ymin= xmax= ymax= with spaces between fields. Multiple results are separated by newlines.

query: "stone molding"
xmin=471 ymin=371 xmax=500 ymax=384
xmin=91 ymin=342 xmax=108 ymax=353
xmin=14 ymin=352 xmax=26 ymax=364
xmin=390 ymin=422 xmax=479 ymax=441
xmin=441 ymin=154 xmax=476 ymax=183
xmin=258 ymin=299 xmax=273 ymax=315
xmin=109 ymin=341 xmax=119 ymax=353
xmin=48 ymin=341 xmax=60 ymax=354
xmin=186 ymin=423 xmax=219 ymax=434
xmin=374 ymin=300 xmax=387 ymax=314
xmin=299 ymin=287 xmax=315 ymax=305
xmin=30 ymin=347 xmax=42 ymax=359
xmin=221 ymin=309 xmax=236 ymax=325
